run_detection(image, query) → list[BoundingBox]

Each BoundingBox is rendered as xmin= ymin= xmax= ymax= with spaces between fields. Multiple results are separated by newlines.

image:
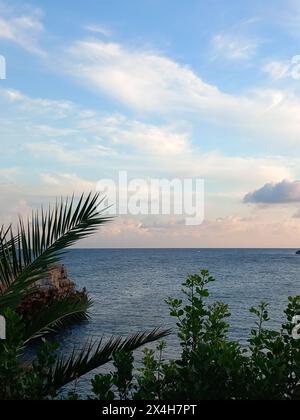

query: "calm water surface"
xmin=57 ymin=249 xmax=300 ymax=394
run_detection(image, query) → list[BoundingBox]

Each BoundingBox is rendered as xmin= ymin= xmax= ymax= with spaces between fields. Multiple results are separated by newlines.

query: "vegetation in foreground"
xmin=78 ymin=270 xmax=300 ymax=401
xmin=0 ymin=194 xmax=168 ymax=400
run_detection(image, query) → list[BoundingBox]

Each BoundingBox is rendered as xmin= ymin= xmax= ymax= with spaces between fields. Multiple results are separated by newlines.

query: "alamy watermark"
xmin=96 ymin=171 xmax=205 ymax=226
xmin=0 ymin=55 xmax=6 ymax=80
xmin=0 ymin=315 xmax=6 ymax=340
xmin=292 ymin=315 xmax=300 ymax=340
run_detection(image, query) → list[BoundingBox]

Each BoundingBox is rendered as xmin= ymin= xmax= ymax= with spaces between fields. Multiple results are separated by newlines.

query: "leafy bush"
xmin=0 ymin=194 xmax=168 ymax=400
xmin=0 ymin=309 xmax=59 ymax=400
xmin=89 ymin=270 xmax=300 ymax=401
xmin=2 ymin=266 xmax=300 ymax=400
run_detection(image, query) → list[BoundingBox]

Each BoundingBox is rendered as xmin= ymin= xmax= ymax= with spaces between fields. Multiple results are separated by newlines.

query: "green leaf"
xmin=0 ymin=193 xmax=111 ymax=309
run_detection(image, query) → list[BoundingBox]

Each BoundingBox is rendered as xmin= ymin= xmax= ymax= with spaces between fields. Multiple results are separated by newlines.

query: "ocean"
xmin=57 ymin=248 xmax=300 ymax=394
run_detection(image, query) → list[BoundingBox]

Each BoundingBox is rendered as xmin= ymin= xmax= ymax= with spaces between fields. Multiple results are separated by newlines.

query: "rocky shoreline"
xmin=17 ymin=264 xmax=87 ymax=320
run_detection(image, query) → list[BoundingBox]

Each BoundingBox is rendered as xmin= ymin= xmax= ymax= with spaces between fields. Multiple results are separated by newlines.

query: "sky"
xmin=1 ymin=0 xmax=300 ymax=247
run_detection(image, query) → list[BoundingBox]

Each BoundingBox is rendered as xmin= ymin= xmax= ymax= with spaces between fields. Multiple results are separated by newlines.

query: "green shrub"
xmin=0 ymin=309 xmax=59 ymax=400
xmin=90 ymin=270 xmax=300 ymax=401
xmin=2 ymin=269 xmax=300 ymax=400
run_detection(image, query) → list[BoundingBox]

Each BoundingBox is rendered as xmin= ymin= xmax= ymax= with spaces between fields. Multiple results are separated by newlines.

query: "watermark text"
xmin=96 ymin=171 xmax=204 ymax=226
xmin=292 ymin=315 xmax=300 ymax=340
xmin=0 ymin=315 xmax=6 ymax=340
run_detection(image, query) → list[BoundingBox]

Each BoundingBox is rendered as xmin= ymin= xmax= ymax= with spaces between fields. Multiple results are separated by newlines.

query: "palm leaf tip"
xmin=23 ymin=294 xmax=93 ymax=344
xmin=48 ymin=328 xmax=171 ymax=389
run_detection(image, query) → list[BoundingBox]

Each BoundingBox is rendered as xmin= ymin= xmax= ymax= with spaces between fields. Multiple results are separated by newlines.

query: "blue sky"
xmin=1 ymin=0 xmax=300 ymax=247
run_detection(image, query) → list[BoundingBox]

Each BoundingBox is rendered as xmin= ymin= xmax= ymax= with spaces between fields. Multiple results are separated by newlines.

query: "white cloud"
xmin=40 ymin=172 xmax=95 ymax=194
xmin=63 ymin=40 xmax=222 ymax=113
xmin=0 ymin=171 xmax=99 ymax=226
xmin=57 ymin=39 xmax=300 ymax=148
xmin=0 ymin=87 xmax=191 ymax=166
xmin=212 ymin=33 xmax=258 ymax=60
xmin=181 ymin=153 xmax=292 ymax=187
xmin=1 ymin=88 xmax=74 ymax=118
xmin=0 ymin=86 xmax=296 ymax=189
xmin=264 ymin=61 xmax=290 ymax=80
xmin=0 ymin=4 xmax=45 ymax=56
xmin=26 ymin=140 xmax=115 ymax=164
xmin=264 ymin=55 xmax=300 ymax=80
xmin=78 ymin=116 xmax=190 ymax=156
xmin=83 ymin=24 xmax=112 ymax=37
xmin=27 ymin=141 xmax=82 ymax=164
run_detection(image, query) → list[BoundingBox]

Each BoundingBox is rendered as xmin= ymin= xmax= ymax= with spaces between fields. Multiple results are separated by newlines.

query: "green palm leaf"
xmin=0 ymin=192 xmax=170 ymax=399
xmin=47 ymin=328 xmax=171 ymax=390
xmin=0 ymin=193 xmax=111 ymax=309
xmin=23 ymin=294 xmax=93 ymax=344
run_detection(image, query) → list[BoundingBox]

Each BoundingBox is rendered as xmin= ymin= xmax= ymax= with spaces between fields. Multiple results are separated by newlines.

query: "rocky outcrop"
xmin=17 ymin=264 xmax=87 ymax=321
xmin=35 ymin=264 xmax=76 ymax=294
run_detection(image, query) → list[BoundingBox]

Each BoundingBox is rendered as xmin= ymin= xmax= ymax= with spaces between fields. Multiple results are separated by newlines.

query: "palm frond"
xmin=0 ymin=193 xmax=111 ymax=309
xmin=47 ymin=328 xmax=171 ymax=390
xmin=0 ymin=224 xmax=12 ymax=246
xmin=23 ymin=294 xmax=93 ymax=344
xmin=0 ymin=224 xmax=18 ymax=272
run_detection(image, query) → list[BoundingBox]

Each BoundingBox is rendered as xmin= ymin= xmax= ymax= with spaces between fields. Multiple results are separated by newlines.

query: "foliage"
xmin=89 ymin=270 xmax=300 ymax=401
xmin=0 ymin=309 xmax=59 ymax=400
xmin=0 ymin=194 xmax=169 ymax=400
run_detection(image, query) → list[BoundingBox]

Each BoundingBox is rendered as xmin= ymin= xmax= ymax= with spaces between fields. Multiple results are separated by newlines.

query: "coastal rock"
xmin=36 ymin=264 xmax=75 ymax=293
xmin=17 ymin=264 xmax=87 ymax=320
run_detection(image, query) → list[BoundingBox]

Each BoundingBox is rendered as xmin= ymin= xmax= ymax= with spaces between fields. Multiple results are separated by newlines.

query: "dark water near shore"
xmin=58 ymin=248 xmax=300 ymax=394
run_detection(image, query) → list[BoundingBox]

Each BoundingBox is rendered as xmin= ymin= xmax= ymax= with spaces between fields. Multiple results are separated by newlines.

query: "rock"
xmin=17 ymin=264 xmax=87 ymax=320
xmin=34 ymin=264 xmax=75 ymax=292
